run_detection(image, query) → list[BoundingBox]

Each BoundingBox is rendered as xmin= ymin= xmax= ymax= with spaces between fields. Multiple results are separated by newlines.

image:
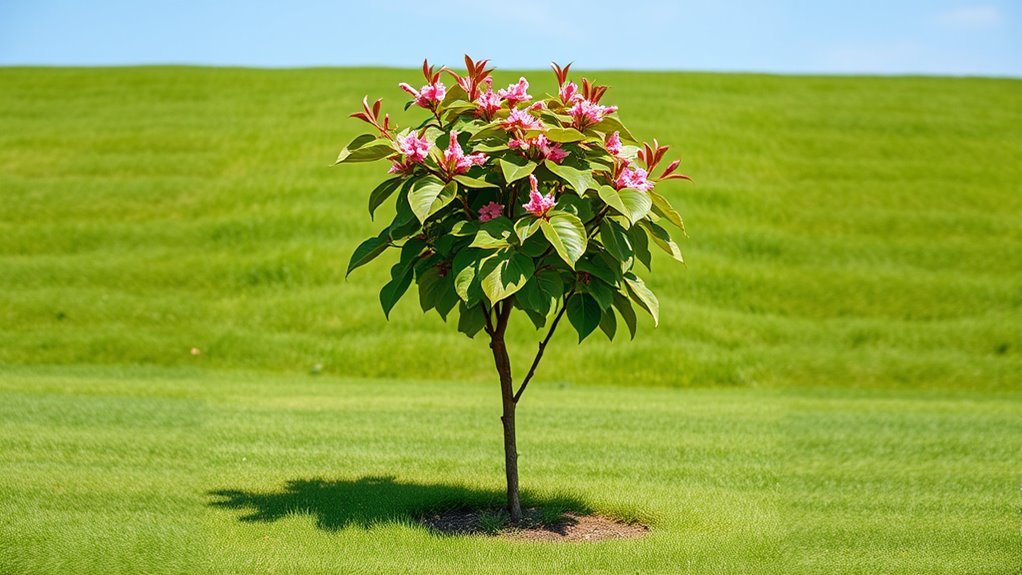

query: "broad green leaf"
xmin=586 ymin=278 xmax=614 ymax=310
xmin=408 ymin=176 xmax=457 ymax=223
xmin=417 ymin=266 xmax=447 ymax=313
xmin=470 ymin=142 xmax=510 ymax=153
xmin=346 ymin=234 xmax=389 ymax=277
xmin=450 ymin=220 xmax=479 ymax=237
xmin=577 ymin=256 xmax=618 ymax=286
xmin=624 ymin=272 xmax=659 ymax=326
xmin=598 ymin=304 xmax=617 ymax=340
xmin=650 ymin=190 xmax=686 ymax=233
xmin=539 ymin=212 xmax=587 ymax=268
xmin=618 ymin=188 xmax=653 ymax=224
xmin=368 ymin=177 xmax=403 ymax=219
xmin=545 ymin=160 xmax=596 ymax=195
xmin=627 ymin=224 xmax=652 ymax=270
xmin=470 ymin=228 xmax=512 ymax=249
xmin=454 ymin=175 xmax=498 ymax=189
xmin=452 ymin=248 xmax=484 ymax=305
xmin=612 ymin=292 xmax=638 ymax=339
xmin=439 ymin=83 xmax=469 ymax=108
xmin=566 ymin=293 xmax=601 ymax=342
xmin=457 ymin=302 xmax=487 ymax=338
xmin=543 ymin=126 xmax=587 ymax=143
xmin=514 ymin=216 xmax=541 ymax=243
xmin=587 ymin=115 xmax=637 ymax=143
xmin=596 ymin=185 xmax=629 ymax=220
xmin=379 ymin=259 xmax=415 ymax=318
xmin=599 ymin=219 xmax=633 ymax=262
xmin=335 ymin=134 xmax=395 ymax=164
xmin=499 ymin=157 xmax=538 ymax=183
xmin=480 ymin=250 xmax=535 ymax=304
xmin=641 ymin=220 xmax=684 ymax=263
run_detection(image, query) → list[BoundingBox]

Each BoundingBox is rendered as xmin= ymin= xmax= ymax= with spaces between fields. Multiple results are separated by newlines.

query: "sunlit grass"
xmin=0 ymin=68 xmax=1018 ymax=390
xmin=0 ymin=367 xmax=1018 ymax=574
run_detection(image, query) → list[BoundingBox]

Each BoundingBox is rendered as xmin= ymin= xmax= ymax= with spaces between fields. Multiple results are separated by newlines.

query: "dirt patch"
xmin=420 ymin=508 xmax=649 ymax=542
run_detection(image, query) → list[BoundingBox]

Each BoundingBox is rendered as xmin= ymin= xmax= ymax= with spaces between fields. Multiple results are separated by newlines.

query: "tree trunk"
xmin=489 ymin=306 xmax=522 ymax=523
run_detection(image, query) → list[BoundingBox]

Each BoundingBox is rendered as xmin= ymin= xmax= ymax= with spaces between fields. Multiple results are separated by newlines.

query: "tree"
xmin=336 ymin=56 xmax=690 ymax=523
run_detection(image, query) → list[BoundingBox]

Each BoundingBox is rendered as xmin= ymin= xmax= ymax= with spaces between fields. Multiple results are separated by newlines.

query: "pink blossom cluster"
xmin=399 ymin=81 xmax=447 ymax=109
xmin=568 ymin=99 xmax=618 ymax=129
xmin=522 ymin=174 xmax=556 ymax=218
xmin=605 ymin=131 xmax=622 ymax=156
xmin=558 ymin=82 xmax=580 ymax=103
xmin=501 ymin=108 xmax=543 ymax=132
xmin=614 ymin=165 xmax=654 ymax=192
xmin=508 ymin=134 xmax=569 ymax=163
xmin=443 ymin=131 xmax=488 ymax=175
xmin=397 ymin=132 xmax=430 ymax=162
xmin=478 ymin=201 xmax=504 ymax=222
xmin=475 ymin=87 xmax=502 ymax=119
xmin=498 ymin=78 xmax=532 ymax=106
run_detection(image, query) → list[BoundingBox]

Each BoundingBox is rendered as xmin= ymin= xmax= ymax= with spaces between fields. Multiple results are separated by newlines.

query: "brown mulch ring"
xmin=419 ymin=507 xmax=649 ymax=542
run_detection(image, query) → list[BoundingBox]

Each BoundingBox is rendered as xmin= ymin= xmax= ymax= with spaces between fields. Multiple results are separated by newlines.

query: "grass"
xmin=0 ymin=67 xmax=1019 ymax=390
xmin=0 ymin=67 xmax=1020 ymax=573
xmin=1 ymin=366 xmax=1019 ymax=574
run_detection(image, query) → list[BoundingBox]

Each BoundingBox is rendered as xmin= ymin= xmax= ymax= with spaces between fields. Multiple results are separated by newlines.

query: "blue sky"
xmin=1 ymin=0 xmax=1019 ymax=76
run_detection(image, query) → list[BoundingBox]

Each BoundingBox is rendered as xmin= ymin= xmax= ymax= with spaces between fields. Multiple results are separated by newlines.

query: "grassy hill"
xmin=1 ymin=67 xmax=1019 ymax=390
xmin=1 ymin=68 xmax=1020 ymax=574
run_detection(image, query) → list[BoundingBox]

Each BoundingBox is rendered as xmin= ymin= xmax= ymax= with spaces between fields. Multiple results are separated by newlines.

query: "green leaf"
xmin=417 ymin=265 xmax=447 ymax=313
xmin=641 ymin=220 xmax=684 ymax=263
xmin=450 ymin=220 xmax=479 ymax=237
xmin=577 ymin=256 xmax=618 ymax=286
xmin=439 ymin=83 xmax=469 ymax=108
xmin=470 ymin=224 xmax=513 ymax=249
xmin=627 ymin=224 xmax=652 ymax=270
xmin=539 ymin=212 xmax=587 ymax=268
xmin=346 ymin=234 xmax=389 ymax=277
xmin=379 ymin=259 xmax=415 ymax=318
xmin=596 ymin=186 xmax=628 ymax=220
xmin=618 ymin=188 xmax=653 ymax=224
xmin=612 ymin=292 xmax=638 ymax=339
xmin=545 ymin=160 xmax=596 ymax=194
xmin=408 ymin=176 xmax=457 ymax=223
xmin=368 ymin=177 xmax=403 ymax=220
xmin=499 ymin=157 xmax=538 ymax=183
xmin=599 ymin=219 xmax=633 ymax=263
xmin=598 ymin=305 xmax=617 ymax=341
xmin=454 ymin=175 xmax=498 ymax=189
xmin=480 ymin=250 xmax=535 ymax=304
xmin=587 ymin=115 xmax=637 ymax=143
xmin=566 ymin=293 xmax=601 ymax=342
xmin=335 ymin=134 xmax=395 ymax=164
xmin=649 ymin=190 xmax=686 ymax=233
xmin=452 ymin=248 xmax=484 ymax=305
xmin=624 ymin=272 xmax=659 ymax=327
xmin=514 ymin=216 xmax=541 ymax=244
xmin=457 ymin=302 xmax=487 ymax=338
xmin=543 ymin=126 xmax=587 ymax=143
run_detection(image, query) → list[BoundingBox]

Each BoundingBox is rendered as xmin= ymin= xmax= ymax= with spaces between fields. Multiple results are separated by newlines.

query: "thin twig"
xmin=512 ymin=294 xmax=571 ymax=404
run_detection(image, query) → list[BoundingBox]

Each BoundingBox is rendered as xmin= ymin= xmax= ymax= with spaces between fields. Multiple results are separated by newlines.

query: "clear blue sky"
xmin=1 ymin=0 xmax=1019 ymax=76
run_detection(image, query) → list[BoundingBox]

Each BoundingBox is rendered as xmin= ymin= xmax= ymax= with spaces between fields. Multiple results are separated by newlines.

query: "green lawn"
xmin=0 ymin=67 xmax=1020 ymax=573
xmin=1 ymin=367 xmax=1019 ymax=574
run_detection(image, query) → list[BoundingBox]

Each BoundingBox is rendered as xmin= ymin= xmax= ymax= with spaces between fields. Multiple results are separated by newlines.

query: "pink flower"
xmin=522 ymin=174 xmax=556 ymax=218
xmin=397 ymin=132 xmax=430 ymax=163
xmin=534 ymin=134 xmax=569 ymax=163
xmin=508 ymin=138 xmax=529 ymax=150
xmin=605 ymin=131 xmax=622 ymax=156
xmin=443 ymin=131 xmax=488 ymax=175
xmin=475 ymin=88 xmax=502 ymax=119
xmin=399 ymin=81 xmax=447 ymax=108
xmin=498 ymin=77 xmax=532 ymax=106
xmin=478 ymin=201 xmax=504 ymax=222
xmin=614 ymin=165 xmax=654 ymax=192
xmin=388 ymin=158 xmax=416 ymax=175
xmin=558 ymin=82 xmax=580 ymax=103
xmin=501 ymin=108 xmax=543 ymax=132
xmin=568 ymin=99 xmax=618 ymax=129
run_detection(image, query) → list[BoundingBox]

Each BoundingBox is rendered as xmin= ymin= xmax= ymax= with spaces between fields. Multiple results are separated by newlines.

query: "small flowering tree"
xmin=336 ymin=56 xmax=690 ymax=523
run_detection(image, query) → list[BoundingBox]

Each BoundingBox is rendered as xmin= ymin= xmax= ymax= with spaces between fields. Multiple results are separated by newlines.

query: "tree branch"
xmin=512 ymin=295 xmax=570 ymax=404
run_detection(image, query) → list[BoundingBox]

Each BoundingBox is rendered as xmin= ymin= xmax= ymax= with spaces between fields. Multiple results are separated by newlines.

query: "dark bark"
xmin=489 ymin=302 xmax=522 ymax=523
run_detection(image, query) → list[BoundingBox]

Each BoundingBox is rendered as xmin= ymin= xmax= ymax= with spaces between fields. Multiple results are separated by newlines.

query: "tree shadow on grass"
xmin=207 ymin=476 xmax=590 ymax=533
